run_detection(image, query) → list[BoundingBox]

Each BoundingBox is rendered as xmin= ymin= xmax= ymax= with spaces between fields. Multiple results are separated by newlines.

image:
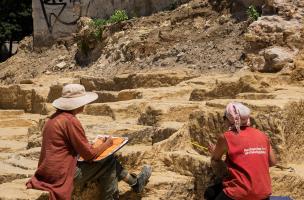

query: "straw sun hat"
xmin=52 ymin=84 xmax=98 ymax=111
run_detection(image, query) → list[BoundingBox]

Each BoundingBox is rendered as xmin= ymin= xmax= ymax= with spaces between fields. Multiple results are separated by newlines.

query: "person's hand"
xmin=104 ymin=136 xmax=113 ymax=148
xmin=208 ymin=143 xmax=216 ymax=155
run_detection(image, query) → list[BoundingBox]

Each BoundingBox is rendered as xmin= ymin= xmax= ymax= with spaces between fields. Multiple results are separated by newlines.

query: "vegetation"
xmin=247 ymin=5 xmax=261 ymax=21
xmin=78 ymin=10 xmax=128 ymax=56
xmin=108 ymin=10 xmax=129 ymax=24
xmin=0 ymin=0 xmax=32 ymax=57
xmin=89 ymin=10 xmax=129 ymax=39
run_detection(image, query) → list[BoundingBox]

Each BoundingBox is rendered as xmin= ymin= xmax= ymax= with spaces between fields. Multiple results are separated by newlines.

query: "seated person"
xmin=26 ymin=84 xmax=152 ymax=200
xmin=205 ymin=102 xmax=277 ymax=200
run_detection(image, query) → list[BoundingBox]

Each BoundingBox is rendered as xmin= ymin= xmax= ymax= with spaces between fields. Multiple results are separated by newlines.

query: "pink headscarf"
xmin=224 ymin=102 xmax=251 ymax=133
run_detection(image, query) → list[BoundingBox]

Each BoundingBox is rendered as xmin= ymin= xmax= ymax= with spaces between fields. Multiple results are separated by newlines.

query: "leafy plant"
xmin=247 ymin=5 xmax=260 ymax=21
xmin=91 ymin=18 xmax=107 ymax=27
xmin=89 ymin=19 xmax=107 ymax=39
xmin=108 ymin=10 xmax=128 ymax=24
xmin=88 ymin=10 xmax=128 ymax=40
xmin=78 ymin=10 xmax=128 ymax=55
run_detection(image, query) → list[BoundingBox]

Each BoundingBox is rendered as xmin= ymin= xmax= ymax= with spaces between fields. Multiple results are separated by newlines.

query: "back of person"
xmin=223 ymin=127 xmax=271 ymax=200
xmin=27 ymin=112 xmax=78 ymax=199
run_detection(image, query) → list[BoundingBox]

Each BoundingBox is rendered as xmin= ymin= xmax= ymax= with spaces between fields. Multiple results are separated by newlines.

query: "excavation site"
xmin=0 ymin=0 xmax=303 ymax=199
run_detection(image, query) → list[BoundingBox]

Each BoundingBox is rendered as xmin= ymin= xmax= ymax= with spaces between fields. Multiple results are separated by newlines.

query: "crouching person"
xmin=26 ymin=84 xmax=152 ymax=200
xmin=205 ymin=102 xmax=276 ymax=200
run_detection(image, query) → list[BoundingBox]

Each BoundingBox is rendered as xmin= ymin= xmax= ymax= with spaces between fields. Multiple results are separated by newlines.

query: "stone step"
xmin=17 ymin=147 xmax=42 ymax=161
xmin=0 ymin=127 xmax=29 ymax=140
xmin=82 ymin=122 xmax=153 ymax=145
xmin=0 ymin=178 xmax=48 ymax=200
xmin=205 ymin=99 xmax=288 ymax=112
xmin=138 ymin=101 xmax=202 ymax=126
xmin=0 ymin=152 xmax=13 ymax=161
xmin=137 ymin=86 xmax=193 ymax=101
xmin=236 ymin=92 xmax=276 ymax=100
xmin=0 ymin=76 xmax=78 ymax=114
xmin=0 ymin=162 xmax=34 ymax=184
xmin=84 ymin=100 xmax=147 ymax=120
xmin=119 ymin=171 xmax=194 ymax=200
xmin=0 ymin=85 xmax=46 ymax=114
xmin=80 ymin=71 xmax=197 ymax=91
xmin=0 ymin=119 xmax=33 ymax=128
xmin=0 ymin=140 xmax=27 ymax=153
xmin=271 ymin=169 xmax=304 ymax=199
xmin=3 ymin=155 xmax=38 ymax=171
xmin=0 ymin=110 xmax=25 ymax=118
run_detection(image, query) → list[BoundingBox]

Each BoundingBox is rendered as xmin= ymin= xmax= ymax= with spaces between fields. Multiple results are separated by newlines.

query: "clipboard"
xmin=78 ymin=135 xmax=128 ymax=162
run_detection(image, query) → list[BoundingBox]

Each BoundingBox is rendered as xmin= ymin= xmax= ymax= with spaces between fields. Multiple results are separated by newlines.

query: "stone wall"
xmin=33 ymin=0 xmax=189 ymax=47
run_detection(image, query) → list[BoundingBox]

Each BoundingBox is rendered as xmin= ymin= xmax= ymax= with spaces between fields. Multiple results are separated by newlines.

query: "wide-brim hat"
xmin=52 ymin=84 xmax=98 ymax=111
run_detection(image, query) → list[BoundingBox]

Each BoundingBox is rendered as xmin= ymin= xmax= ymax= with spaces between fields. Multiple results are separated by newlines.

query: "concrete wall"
xmin=33 ymin=0 xmax=188 ymax=47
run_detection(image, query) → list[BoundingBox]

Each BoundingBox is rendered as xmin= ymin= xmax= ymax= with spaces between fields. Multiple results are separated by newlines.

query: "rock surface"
xmin=1 ymin=0 xmax=304 ymax=199
xmin=245 ymin=0 xmax=304 ymax=72
xmin=0 ymin=72 xmax=304 ymax=199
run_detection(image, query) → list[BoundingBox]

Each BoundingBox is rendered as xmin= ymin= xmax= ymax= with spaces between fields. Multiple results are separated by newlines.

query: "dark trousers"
xmin=204 ymin=183 xmax=271 ymax=200
xmin=74 ymin=156 xmax=128 ymax=200
xmin=204 ymin=183 xmax=233 ymax=200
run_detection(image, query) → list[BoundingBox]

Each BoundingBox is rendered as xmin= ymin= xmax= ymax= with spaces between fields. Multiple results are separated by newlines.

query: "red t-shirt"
xmin=26 ymin=111 xmax=99 ymax=200
xmin=223 ymin=127 xmax=272 ymax=200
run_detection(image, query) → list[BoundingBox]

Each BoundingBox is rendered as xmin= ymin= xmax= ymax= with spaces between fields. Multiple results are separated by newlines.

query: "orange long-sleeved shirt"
xmin=26 ymin=111 xmax=98 ymax=200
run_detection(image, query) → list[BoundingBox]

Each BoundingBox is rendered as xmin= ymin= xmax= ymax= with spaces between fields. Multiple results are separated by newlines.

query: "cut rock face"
xmin=80 ymin=71 xmax=197 ymax=91
xmin=0 ymin=85 xmax=45 ymax=113
xmin=282 ymin=101 xmax=304 ymax=163
xmin=189 ymin=76 xmax=269 ymax=101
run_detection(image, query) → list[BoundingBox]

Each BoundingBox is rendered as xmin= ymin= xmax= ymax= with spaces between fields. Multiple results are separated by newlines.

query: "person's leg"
xmin=115 ymin=160 xmax=152 ymax=193
xmin=204 ymin=183 xmax=223 ymax=200
xmin=214 ymin=191 xmax=233 ymax=200
xmin=74 ymin=156 xmax=152 ymax=198
xmin=74 ymin=156 xmax=121 ymax=200
xmin=131 ymin=165 xmax=152 ymax=193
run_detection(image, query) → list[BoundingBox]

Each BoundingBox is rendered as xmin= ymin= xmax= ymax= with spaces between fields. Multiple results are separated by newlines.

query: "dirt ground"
xmin=0 ymin=0 xmax=249 ymax=84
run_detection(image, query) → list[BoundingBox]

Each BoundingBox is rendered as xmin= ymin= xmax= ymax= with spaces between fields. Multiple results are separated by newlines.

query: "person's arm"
xmin=269 ymin=144 xmax=277 ymax=167
xmin=66 ymin=117 xmax=112 ymax=161
xmin=93 ymin=136 xmax=113 ymax=156
xmin=209 ymin=134 xmax=227 ymax=161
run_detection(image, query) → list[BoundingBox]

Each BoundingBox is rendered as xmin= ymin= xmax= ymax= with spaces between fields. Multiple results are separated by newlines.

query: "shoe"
xmin=132 ymin=165 xmax=152 ymax=193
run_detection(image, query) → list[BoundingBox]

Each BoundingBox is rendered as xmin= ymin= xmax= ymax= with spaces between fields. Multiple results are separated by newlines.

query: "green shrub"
xmin=88 ymin=10 xmax=128 ymax=40
xmin=247 ymin=5 xmax=260 ymax=21
xmin=109 ymin=10 xmax=128 ymax=24
xmin=89 ymin=18 xmax=107 ymax=39
xmin=92 ymin=18 xmax=107 ymax=27
xmin=78 ymin=10 xmax=128 ymax=55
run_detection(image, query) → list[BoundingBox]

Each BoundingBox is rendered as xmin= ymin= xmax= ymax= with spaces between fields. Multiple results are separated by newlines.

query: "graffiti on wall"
xmin=40 ymin=0 xmax=83 ymax=33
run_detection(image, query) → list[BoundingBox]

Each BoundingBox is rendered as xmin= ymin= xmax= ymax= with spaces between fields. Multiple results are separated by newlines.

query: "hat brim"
xmin=52 ymin=92 xmax=98 ymax=111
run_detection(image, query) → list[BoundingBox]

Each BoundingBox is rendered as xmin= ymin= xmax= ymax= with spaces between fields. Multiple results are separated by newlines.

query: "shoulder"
xmin=248 ymin=127 xmax=268 ymax=136
xmin=247 ymin=127 xmax=270 ymax=140
xmin=223 ymin=130 xmax=235 ymax=137
xmin=53 ymin=112 xmax=80 ymax=126
xmin=65 ymin=113 xmax=82 ymax=128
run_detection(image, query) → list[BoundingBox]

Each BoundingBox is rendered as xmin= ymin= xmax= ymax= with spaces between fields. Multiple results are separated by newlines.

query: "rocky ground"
xmin=0 ymin=70 xmax=304 ymax=199
xmin=0 ymin=0 xmax=304 ymax=199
